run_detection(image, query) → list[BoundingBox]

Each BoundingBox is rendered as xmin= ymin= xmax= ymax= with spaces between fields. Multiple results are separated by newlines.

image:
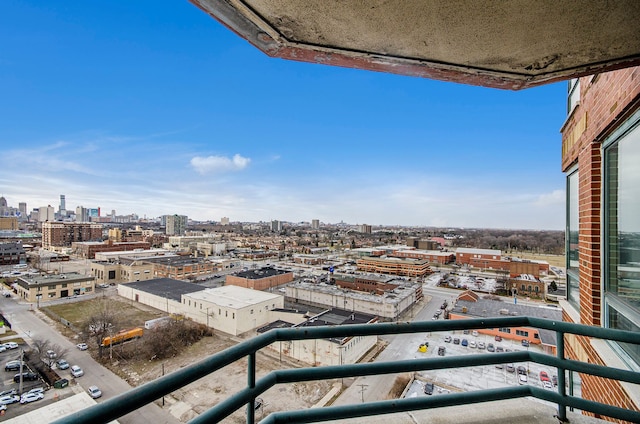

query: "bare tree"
xmin=30 ymin=338 xmax=69 ymax=368
xmin=83 ymin=299 xmax=120 ymax=358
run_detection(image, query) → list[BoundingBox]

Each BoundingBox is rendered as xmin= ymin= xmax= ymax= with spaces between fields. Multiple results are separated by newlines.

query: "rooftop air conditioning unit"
xmin=499 ymin=309 xmax=509 ymax=315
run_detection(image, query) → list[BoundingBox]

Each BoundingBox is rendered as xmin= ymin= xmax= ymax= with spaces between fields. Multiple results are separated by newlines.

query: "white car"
xmin=0 ymin=395 xmax=20 ymax=405
xmin=88 ymin=386 xmax=102 ymax=399
xmin=543 ymin=380 xmax=553 ymax=389
xmin=76 ymin=343 xmax=88 ymax=351
xmin=469 ymin=340 xmax=477 ymax=348
xmin=70 ymin=365 xmax=84 ymax=377
xmin=20 ymin=392 xmax=44 ymax=404
xmin=3 ymin=342 xmax=18 ymax=350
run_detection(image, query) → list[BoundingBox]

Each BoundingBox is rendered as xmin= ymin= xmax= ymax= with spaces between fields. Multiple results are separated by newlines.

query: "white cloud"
xmin=190 ymin=154 xmax=251 ymax=175
xmin=534 ymin=189 xmax=564 ymax=207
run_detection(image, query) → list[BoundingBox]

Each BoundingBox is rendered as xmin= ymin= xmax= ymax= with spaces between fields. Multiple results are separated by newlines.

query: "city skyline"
xmin=1 ymin=2 xmax=566 ymax=230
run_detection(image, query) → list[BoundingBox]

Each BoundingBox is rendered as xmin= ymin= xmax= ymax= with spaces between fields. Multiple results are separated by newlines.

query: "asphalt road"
xmin=334 ymin=292 xmax=446 ymax=405
xmin=0 ymin=295 xmax=179 ymax=424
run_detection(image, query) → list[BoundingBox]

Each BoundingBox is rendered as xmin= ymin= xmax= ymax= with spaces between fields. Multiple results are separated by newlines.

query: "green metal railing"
xmin=52 ymin=316 xmax=640 ymax=424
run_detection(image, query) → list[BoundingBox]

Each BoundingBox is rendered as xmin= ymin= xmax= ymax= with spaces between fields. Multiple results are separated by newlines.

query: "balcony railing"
xmin=52 ymin=316 xmax=640 ymax=424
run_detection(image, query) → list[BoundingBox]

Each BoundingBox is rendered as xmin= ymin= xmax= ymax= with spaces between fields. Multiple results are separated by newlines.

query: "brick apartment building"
xmin=225 ymin=267 xmax=294 ymax=291
xmin=392 ymin=249 xmax=455 ymax=265
xmin=561 ymin=67 xmax=640 ymax=419
xmin=42 ymin=222 xmax=103 ymax=250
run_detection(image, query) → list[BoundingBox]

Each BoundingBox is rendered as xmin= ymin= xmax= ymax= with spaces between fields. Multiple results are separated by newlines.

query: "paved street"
xmin=0 ymin=295 xmax=179 ymax=424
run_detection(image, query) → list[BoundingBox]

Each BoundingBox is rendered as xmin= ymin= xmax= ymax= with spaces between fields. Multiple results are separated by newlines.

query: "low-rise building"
xmin=144 ymin=255 xmax=219 ymax=280
xmin=117 ymin=279 xmax=284 ymax=336
xmin=356 ymin=256 xmax=432 ymax=277
xmin=226 ymin=267 xmax=294 ymax=291
xmin=14 ymin=272 xmax=95 ymax=303
xmin=72 ymin=240 xmax=151 ymax=259
xmin=455 ymin=247 xmax=501 ymax=265
xmin=258 ymin=309 xmax=378 ymax=366
xmin=285 ymin=279 xmax=422 ymax=321
xmin=448 ymin=291 xmax=562 ymax=355
xmin=182 ymin=285 xmax=284 ymax=335
xmin=0 ymin=242 xmax=26 ymax=265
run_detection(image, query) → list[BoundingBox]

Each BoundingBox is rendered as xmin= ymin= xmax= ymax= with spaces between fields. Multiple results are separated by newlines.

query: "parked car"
xmin=3 ymin=342 xmax=18 ymax=350
xmin=0 ymin=346 xmax=6 ymax=353
xmin=519 ymin=374 xmax=528 ymax=384
xmin=463 ymin=329 xmax=469 ymax=335
xmin=539 ymin=371 xmax=550 ymax=382
xmin=495 ymin=363 xmax=504 ymax=369
xmin=76 ymin=343 xmax=88 ymax=351
xmin=495 ymin=335 xmax=503 ymax=342
xmin=13 ymin=372 xmax=38 ymax=382
xmin=0 ymin=389 xmax=17 ymax=397
xmin=88 ymin=386 xmax=102 ymax=399
xmin=56 ymin=359 xmax=70 ymax=370
xmin=4 ymin=360 xmax=24 ymax=371
xmin=0 ymin=395 xmax=20 ymax=405
xmin=45 ymin=350 xmax=57 ymax=359
xmin=495 ymin=346 xmax=504 ymax=353
xmin=521 ymin=340 xmax=530 ymax=347
xmin=506 ymin=364 xmax=515 ymax=373
xmin=542 ymin=380 xmax=553 ymax=389
xmin=453 ymin=338 xmax=460 ymax=345
xmin=26 ymin=387 xmax=44 ymax=396
xmin=472 ymin=330 xmax=478 ymax=337
xmin=487 ymin=343 xmax=495 ymax=352
xmin=20 ymin=391 xmax=44 ymax=404
xmin=477 ymin=342 xmax=486 ymax=349
xmin=438 ymin=346 xmax=446 ymax=356
xmin=424 ymin=382 xmax=434 ymax=395
xmin=98 ymin=284 xmax=109 ymax=288
xmin=469 ymin=340 xmax=476 ymax=348
xmin=461 ymin=339 xmax=468 ymax=347
xmin=444 ymin=335 xmax=452 ymax=343
xmin=70 ymin=365 xmax=84 ymax=378
xmin=517 ymin=366 xmax=527 ymax=376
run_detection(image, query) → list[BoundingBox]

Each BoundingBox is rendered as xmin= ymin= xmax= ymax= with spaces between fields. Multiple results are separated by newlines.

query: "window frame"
xmin=602 ymin=108 xmax=640 ymax=368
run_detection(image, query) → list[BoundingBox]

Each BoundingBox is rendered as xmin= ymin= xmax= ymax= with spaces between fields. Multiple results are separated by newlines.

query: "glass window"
xmin=567 ymin=169 xmax=580 ymax=310
xmin=604 ymin=113 xmax=640 ymax=366
xmin=568 ymin=78 xmax=580 ymax=114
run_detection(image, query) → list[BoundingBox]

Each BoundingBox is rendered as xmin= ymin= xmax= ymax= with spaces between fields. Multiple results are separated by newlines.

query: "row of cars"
xmin=0 ymin=387 xmax=45 ymax=409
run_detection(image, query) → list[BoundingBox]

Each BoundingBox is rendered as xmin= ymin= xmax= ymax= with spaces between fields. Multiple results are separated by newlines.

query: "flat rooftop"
xmin=124 ymin=278 xmax=203 ymax=302
xmin=233 ymin=266 xmax=290 ymax=279
xmin=184 ymin=285 xmax=282 ymax=309
xmin=18 ymin=272 xmax=92 ymax=285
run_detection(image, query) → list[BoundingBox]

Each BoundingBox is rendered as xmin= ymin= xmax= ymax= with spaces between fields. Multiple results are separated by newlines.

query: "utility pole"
xmin=357 ymin=384 xmax=368 ymax=403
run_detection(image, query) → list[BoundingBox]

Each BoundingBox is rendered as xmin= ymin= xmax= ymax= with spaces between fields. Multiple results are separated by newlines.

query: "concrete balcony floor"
xmin=321 ymin=398 xmax=610 ymax=424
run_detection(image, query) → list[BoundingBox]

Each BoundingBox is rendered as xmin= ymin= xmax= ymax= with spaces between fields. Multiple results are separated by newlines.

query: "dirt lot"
xmin=43 ymin=297 xmax=335 ymax=423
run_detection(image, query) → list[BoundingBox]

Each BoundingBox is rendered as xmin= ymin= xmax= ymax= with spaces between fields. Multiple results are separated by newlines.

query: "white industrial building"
xmin=117 ymin=278 xmax=284 ymax=336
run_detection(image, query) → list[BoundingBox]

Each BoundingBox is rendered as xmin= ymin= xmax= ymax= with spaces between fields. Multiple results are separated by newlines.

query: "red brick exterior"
xmin=225 ymin=272 xmax=293 ymax=291
xmin=561 ymin=67 xmax=640 ymax=422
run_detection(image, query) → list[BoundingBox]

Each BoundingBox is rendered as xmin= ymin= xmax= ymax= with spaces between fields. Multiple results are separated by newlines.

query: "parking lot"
xmin=405 ymin=329 xmax=582 ymax=402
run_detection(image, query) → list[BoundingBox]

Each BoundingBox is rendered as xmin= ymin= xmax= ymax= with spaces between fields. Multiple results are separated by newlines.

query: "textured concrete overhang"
xmin=191 ymin=0 xmax=640 ymax=90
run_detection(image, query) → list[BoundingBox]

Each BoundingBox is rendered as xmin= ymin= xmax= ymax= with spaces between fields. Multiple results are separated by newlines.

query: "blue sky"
xmin=0 ymin=1 xmax=567 ymax=230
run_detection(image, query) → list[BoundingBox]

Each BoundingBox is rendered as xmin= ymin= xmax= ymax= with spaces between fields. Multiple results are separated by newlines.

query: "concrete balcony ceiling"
xmin=191 ymin=0 xmax=640 ymax=90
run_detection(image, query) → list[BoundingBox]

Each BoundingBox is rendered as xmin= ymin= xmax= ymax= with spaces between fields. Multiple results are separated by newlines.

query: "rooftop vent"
xmin=499 ymin=308 xmax=509 ymax=315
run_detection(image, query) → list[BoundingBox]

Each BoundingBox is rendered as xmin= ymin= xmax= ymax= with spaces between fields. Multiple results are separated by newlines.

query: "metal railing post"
xmin=556 ymin=330 xmax=567 ymax=422
xmin=247 ymin=352 xmax=256 ymax=424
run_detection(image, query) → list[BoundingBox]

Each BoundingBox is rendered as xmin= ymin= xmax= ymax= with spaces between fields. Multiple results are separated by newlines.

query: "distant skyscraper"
xmin=59 ymin=195 xmax=66 ymax=213
xmin=38 ymin=205 xmax=55 ymax=222
xmin=271 ymin=220 xmax=282 ymax=232
xmin=311 ymin=219 xmax=320 ymax=229
xmin=220 ymin=217 xmax=230 ymax=225
xmin=165 ymin=214 xmax=188 ymax=235
xmin=19 ymin=202 xmax=27 ymax=216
